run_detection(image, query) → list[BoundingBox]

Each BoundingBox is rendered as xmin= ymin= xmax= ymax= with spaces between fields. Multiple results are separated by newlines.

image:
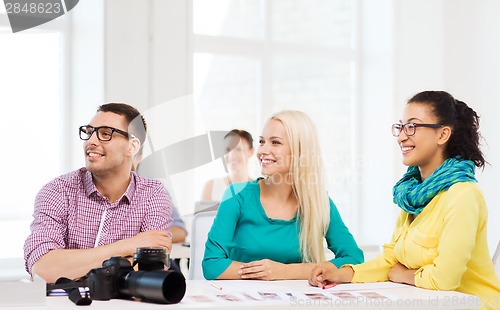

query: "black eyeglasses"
xmin=392 ymin=122 xmax=443 ymax=137
xmin=79 ymin=125 xmax=136 ymax=141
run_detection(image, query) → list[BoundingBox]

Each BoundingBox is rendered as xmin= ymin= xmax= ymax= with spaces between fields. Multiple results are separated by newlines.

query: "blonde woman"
xmin=202 ymin=110 xmax=363 ymax=280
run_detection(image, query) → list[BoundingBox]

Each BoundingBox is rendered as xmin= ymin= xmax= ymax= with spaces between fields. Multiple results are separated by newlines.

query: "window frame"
xmin=0 ymin=9 xmax=71 ymax=258
xmin=188 ymin=0 xmax=362 ymax=233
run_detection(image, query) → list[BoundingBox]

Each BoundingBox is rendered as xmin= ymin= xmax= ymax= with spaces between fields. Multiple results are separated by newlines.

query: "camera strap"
xmin=46 ymin=277 xmax=92 ymax=306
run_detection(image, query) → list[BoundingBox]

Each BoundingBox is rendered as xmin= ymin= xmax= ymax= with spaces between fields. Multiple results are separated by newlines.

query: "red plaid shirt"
xmin=23 ymin=168 xmax=172 ymax=275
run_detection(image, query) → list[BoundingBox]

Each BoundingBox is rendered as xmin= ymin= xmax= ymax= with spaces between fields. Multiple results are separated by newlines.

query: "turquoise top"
xmin=202 ymin=179 xmax=364 ymax=280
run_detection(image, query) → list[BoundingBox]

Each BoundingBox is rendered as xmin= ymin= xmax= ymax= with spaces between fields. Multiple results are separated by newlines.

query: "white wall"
xmin=105 ymin=0 xmax=150 ymax=110
xmin=68 ymin=0 xmax=105 ymax=171
xmin=98 ymin=0 xmax=500 ymax=252
xmin=356 ymin=0 xmax=398 ymax=246
xmin=104 ymin=0 xmax=197 ymax=216
xmin=442 ymin=0 xmax=500 ymax=252
xmin=390 ymin=0 xmax=500 ymax=253
xmin=104 ymin=0 xmax=192 ymax=109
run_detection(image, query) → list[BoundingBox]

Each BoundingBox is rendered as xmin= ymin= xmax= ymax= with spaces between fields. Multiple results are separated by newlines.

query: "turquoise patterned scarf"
xmin=393 ymin=157 xmax=477 ymax=215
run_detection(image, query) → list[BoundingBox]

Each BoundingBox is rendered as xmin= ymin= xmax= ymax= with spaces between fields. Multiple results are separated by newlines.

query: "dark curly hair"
xmin=408 ymin=91 xmax=485 ymax=168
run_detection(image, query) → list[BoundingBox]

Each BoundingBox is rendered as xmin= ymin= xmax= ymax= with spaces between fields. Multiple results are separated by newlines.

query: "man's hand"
xmin=121 ymin=230 xmax=172 ymax=255
xmin=32 ymin=230 xmax=172 ymax=284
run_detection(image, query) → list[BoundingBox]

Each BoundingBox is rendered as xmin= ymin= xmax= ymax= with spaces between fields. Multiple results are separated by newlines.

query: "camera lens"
xmin=133 ymin=247 xmax=169 ymax=271
xmin=120 ymin=270 xmax=186 ymax=304
xmin=87 ymin=253 xmax=185 ymax=304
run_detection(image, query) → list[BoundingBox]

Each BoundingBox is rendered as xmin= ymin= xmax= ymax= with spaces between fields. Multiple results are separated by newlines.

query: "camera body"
xmin=86 ymin=247 xmax=185 ymax=304
xmin=87 ymin=256 xmax=133 ymax=300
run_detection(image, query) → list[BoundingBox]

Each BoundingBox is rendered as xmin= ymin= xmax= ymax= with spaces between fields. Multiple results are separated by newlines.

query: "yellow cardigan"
xmin=350 ymin=182 xmax=500 ymax=309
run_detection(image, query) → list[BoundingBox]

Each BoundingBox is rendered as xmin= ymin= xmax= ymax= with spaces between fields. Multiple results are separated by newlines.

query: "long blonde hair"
xmin=270 ymin=110 xmax=330 ymax=263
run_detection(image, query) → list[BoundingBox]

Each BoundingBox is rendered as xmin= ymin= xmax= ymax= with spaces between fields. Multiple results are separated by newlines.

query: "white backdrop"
xmin=1 ymin=0 xmax=499 ymax=259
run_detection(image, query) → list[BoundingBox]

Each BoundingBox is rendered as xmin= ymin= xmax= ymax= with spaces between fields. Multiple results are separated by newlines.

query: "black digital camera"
xmin=86 ymin=247 xmax=186 ymax=304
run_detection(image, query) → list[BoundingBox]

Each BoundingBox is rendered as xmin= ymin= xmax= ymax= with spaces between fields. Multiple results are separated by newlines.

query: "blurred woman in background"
xmin=201 ymin=129 xmax=254 ymax=201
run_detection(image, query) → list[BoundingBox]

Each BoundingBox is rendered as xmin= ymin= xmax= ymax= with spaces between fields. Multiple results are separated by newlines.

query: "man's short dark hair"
xmin=97 ymin=103 xmax=147 ymax=145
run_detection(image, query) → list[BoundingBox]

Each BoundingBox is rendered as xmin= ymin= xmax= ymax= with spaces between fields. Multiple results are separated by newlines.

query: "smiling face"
xmin=257 ymin=119 xmax=292 ymax=177
xmin=397 ymin=102 xmax=450 ymax=179
xmin=224 ymin=135 xmax=253 ymax=174
xmin=83 ymin=111 xmax=135 ymax=178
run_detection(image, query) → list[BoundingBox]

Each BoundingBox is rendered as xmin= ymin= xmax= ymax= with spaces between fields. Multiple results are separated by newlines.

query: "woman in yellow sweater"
xmin=309 ymin=90 xmax=500 ymax=309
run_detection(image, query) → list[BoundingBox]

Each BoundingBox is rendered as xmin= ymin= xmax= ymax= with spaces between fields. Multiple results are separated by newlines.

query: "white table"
xmin=2 ymin=280 xmax=482 ymax=309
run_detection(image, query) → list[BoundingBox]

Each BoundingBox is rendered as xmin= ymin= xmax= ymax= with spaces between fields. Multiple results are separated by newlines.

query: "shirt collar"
xmin=84 ymin=170 xmax=98 ymax=197
xmin=84 ymin=169 xmax=136 ymax=204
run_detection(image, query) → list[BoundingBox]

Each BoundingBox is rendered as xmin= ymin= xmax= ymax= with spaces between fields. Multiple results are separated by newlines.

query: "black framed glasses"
xmin=79 ymin=125 xmax=136 ymax=141
xmin=392 ymin=122 xmax=443 ymax=137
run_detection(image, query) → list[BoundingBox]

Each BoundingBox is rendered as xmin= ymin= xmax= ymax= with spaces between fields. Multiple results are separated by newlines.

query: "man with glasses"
xmin=24 ymin=103 xmax=173 ymax=283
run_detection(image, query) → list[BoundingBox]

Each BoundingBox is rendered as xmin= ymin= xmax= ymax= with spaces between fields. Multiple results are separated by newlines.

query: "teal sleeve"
xmin=326 ymin=199 xmax=364 ymax=267
xmin=202 ymin=185 xmax=242 ymax=280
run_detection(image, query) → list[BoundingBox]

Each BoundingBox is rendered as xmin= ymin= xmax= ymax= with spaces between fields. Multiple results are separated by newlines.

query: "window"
xmin=190 ymin=0 xmax=359 ymax=226
xmin=0 ymin=16 xmax=68 ymax=258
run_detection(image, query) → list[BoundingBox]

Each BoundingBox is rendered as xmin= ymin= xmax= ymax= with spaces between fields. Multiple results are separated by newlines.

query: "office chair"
xmin=493 ymin=240 xmax=500 ymax=278
xmin=188 ymin=211 xmax=217 ymax=280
